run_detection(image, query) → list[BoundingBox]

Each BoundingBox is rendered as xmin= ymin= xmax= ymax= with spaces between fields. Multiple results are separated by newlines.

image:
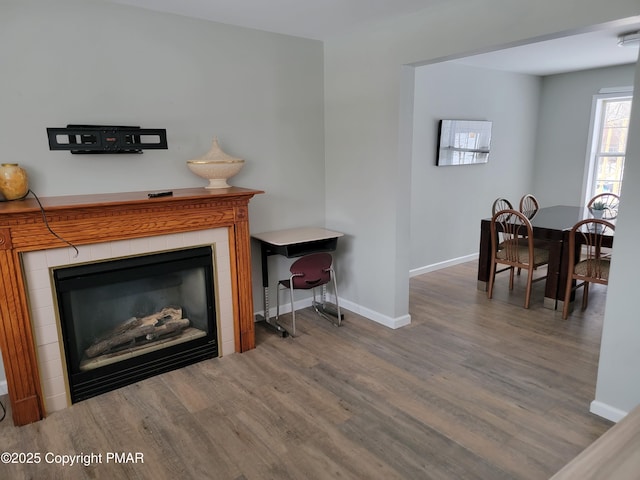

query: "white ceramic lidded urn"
xmin=186 ymin=137 xmax=245 ymax=189
xmin=0 ymin=163 xmax=29 ymax=200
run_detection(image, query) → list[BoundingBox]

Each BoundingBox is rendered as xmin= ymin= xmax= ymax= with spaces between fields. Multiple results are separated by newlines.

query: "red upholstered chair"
xmin=562 ymin=219 xmax=615 ymax=319
xmin=487 ymin=209 xmax=549 ymax=309
xmin=275 ymin=253 xmax=341 ymax=336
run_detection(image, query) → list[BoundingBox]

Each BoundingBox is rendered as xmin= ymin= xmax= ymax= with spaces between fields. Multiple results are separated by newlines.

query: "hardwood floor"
xmin=0 ymin=261 xmax=612 ymax=479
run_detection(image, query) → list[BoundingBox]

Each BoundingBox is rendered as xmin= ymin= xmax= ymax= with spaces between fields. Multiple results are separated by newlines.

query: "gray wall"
xmin=411 ymin=63 xmax=540 ymax=271
xmin=533 ymin=64 xmax=636 ymax=206
xmin=409 ymin=63 xmax=636 ymax=274
xmin=323 ymin=0 xmax=639 ymax=418
xmin=2 ymin=0 xmax=639 ymax=420
xmin=0 ymin=0 xmax=324 ymax=385
xmin=1 ymin=3 xmax=326 ymax=296
xmin=593 ymin=60 xmax=640 ymax=420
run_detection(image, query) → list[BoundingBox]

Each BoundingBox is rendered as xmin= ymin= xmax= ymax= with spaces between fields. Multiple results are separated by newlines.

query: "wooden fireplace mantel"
xmin=0 ymin=187 xmax=263 ymax=425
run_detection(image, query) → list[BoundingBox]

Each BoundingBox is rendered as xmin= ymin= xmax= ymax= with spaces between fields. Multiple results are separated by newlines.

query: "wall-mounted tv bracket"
xmin=47 ymin=125 xmax=168 ymax=154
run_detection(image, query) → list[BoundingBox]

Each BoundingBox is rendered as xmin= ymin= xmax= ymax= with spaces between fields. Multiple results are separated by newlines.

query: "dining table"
xmin=477 ymin=205 xmax=614 ymax=310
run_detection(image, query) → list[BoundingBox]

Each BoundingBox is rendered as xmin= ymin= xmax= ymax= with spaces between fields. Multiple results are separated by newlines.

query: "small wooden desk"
xmin=252 ymin=227 xmax=344 ymax=336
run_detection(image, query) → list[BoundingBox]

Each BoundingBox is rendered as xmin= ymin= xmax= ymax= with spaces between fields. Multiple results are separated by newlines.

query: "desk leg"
xmin=543 ymin=239 xmax=563 ymax=309
xmin=555 ymin=234 xmax=579 ymax=313
xmin=261 ymin=286 xmax=270 ymax=322
xmin=254 ymin=242 xmax=270 ymax=323
xmin=256 ymin=243 xmax=288 ymax=337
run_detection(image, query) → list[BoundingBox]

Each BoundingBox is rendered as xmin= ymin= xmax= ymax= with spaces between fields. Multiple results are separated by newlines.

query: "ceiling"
xmin=107 ymin=0 xmax=639 ymax=76
xmin=452 ymin=25 xmax=640 ymax=76
xmin=107 ymin=0 xmax=445 ymax=40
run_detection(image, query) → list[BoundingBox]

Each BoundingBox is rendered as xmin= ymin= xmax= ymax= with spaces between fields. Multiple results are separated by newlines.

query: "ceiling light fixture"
xmin=617 ymin=30 xmax=640 ymax=47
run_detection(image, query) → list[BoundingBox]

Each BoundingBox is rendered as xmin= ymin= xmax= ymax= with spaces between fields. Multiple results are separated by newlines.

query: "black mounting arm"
xmin=47 ymin=125 xmax=168 ymax=154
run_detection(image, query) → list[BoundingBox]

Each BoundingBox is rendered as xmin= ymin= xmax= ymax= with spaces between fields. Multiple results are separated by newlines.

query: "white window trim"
xmin=581 ymin=87 xmax=633 ymax=205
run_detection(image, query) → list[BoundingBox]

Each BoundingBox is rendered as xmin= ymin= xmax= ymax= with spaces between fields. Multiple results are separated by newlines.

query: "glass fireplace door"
xmin=53 ymin=246 xmax=218 ymax=403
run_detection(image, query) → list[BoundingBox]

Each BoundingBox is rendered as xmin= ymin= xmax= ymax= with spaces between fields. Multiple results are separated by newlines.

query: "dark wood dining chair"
xmin=562 ymin=218 xmax=615 ymax=319
xmin=518 ymin=194 xmax=546 ymax=275
xmin=491 ymin=198 xmax=515 ymax=274
xmin=519 ymin=193 xmax=540 ymax=220
xmin=492 ymin=197 xmax=513 ymax=215
xmin=587 ymin=193 xmax=620 ymax=220
xmin=488 ymin=209 xmax=549 ymax=309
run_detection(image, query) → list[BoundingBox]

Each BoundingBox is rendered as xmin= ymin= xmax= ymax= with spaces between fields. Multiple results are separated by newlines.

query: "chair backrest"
xmin=490 ymin=209 xmax=534 ymax=264
xmin=289 ymin=253 xmax=333 ymax=290
xmin=587 ymin=193 xmax=620 ymax=220
xmin=519 ymin=194 xmax=539 ymax=220
xmin=568 ymin=218 xmax=615 ymax=283
xmin=491 ymin=197 xmax=513 ymax=216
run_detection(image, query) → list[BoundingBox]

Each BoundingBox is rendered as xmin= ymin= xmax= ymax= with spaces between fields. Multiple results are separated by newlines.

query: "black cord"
xmin=0 ymin=190 xmax=79 ymax=423
xmin=29 ymin=189 xmax=79 ymax=257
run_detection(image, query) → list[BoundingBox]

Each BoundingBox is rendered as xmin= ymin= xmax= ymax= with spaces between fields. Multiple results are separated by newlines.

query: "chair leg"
xmin=487 ymin=261 xmax=497 ymax=299
xmin=509 ymin=267 xmax=515 ymax=290
xmin=333 ymin=274 xmax=342 ymax=326
xmin=275 ymin=284 xmax=281 ymax=321
xmin=562 ymin=276 xmax=573 ymax=320
xmin=323 ymin=269 xmax=342 ymax=327
xmin=582 ymin=282 xmax=590 ymax=311
xmin=524 ymin=267 xmax=534 ymax=309
xmin=289 ymin=286 xmax=296 ymax=337
xmin=309 ymin=276 xmax=342 ymax=328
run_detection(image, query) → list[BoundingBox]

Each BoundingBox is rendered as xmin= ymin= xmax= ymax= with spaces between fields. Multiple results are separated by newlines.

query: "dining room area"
xmin=408 ymin=30 xmax=639 ymax=425
xmin=410 ymin=59 xmax=629 ymax=317
xmin=478 ymin=193 xmax=617 ymax=316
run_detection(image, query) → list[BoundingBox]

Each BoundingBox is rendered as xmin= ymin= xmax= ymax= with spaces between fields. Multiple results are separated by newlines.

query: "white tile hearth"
xmin=21 ymin=228 xmax=234 ymax=413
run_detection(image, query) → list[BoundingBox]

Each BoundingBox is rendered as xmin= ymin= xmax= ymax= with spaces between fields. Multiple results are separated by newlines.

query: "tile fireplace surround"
xmin=0 ymin=187 xmax=263 ymax=426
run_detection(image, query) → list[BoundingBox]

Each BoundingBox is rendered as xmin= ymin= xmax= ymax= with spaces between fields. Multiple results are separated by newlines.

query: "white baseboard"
xmin=0 ymin=380 xmax=7 ymax=396
xmin=338 ymin=298 xmax=411 ymax=329
xmin=410 ymin=253 xmax=479 ymax=277
xmin=255 ymin=295 xmax=411 ymax=330
xmin=590 ymin=400 xmax=628 ymax=423
xmin=255 ymin=254 xmax=480 ymax=328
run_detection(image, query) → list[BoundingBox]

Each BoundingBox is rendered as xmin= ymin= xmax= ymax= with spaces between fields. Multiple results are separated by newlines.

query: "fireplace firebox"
xmin=53 ymin=246 xmax=218 ymax=403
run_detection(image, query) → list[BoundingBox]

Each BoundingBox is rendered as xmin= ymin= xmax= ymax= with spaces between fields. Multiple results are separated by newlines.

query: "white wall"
xmin=411 ymin=63 xmax=540 ymax=271
xmin=0 ymin=0 xmax=324 ymax=385
xmin=533 ymin=64 xmax=636 ymax=206
xmin=592 ymin=60 xmax=640 ymax=421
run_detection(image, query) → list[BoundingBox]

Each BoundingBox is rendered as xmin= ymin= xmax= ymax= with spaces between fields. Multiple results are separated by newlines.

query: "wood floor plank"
xmin=0 ymin=261 xmax=613 ymax=479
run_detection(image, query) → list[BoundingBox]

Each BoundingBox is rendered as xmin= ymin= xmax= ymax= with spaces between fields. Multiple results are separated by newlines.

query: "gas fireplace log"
xmin=145 ymin=317 xmax=190 ymax=340
xmin=85 ymin=306 xmax=185 ymax=358
xmin=139 ymin=306 xmax=183 ymax=326
xmin=92 ymin=316 xmax=140 ymax=344
xmin=85 ymin=324 xmax=156 ymax=358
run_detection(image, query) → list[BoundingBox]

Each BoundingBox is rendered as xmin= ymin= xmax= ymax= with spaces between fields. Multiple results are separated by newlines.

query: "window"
xmin=585 ymin=91 xmax=632 ymax=202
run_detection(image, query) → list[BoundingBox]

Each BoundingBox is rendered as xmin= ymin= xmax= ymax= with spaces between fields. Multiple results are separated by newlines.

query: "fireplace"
xmin=53 ymin=246 xmax=218 ymax=403
xmin=0 ymin=187 xmax=262 ymax=425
